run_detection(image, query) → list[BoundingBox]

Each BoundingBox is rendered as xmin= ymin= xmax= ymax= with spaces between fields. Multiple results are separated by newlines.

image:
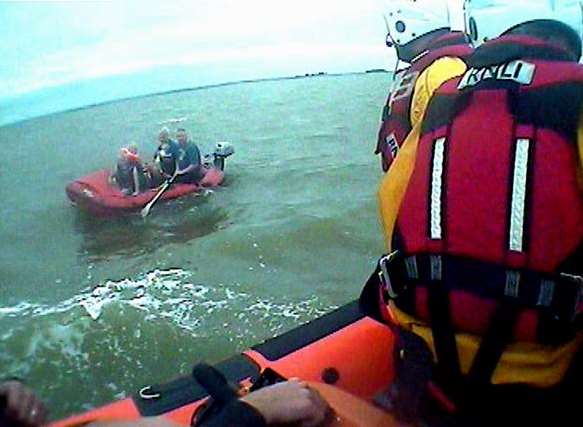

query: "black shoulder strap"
xmin=467 ymin=302 xmax=518 ymax=386
xmin=427 ymin=280 xmax=462 ymax=392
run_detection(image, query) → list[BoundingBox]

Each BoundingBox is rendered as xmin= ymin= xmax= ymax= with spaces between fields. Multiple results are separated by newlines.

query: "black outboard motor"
xmin=211 ymin=142 xmax=235 ymax=171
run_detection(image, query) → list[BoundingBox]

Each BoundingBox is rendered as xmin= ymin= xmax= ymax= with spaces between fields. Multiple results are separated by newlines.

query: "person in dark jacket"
xmin=174 ymin=129 xmax=204 ymax=184
xmin=153 ymin=127 xmax=180 ymax=179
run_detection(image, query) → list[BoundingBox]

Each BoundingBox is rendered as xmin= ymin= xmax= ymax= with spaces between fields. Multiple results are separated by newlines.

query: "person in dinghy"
xmin=147 ymin=127 xmax=180 ymax=187
xmin=174 ymin=128 xmax=204 ymax=184
xmin=111 ymin=144 xmax=150 ymax=196
xmin=148 ymin=127 xmax=206 ymax=186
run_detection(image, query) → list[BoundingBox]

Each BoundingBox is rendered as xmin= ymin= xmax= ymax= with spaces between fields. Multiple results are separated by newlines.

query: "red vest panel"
xmin=395 ymin=37 xmax=583 ymax=342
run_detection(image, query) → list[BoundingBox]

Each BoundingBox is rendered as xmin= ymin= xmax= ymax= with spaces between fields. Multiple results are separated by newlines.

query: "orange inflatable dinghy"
xmin=51 ymin=293 xmax=399 ymax=427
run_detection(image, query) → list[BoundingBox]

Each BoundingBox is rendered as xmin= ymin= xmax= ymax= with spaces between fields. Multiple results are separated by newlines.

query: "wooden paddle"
xmin=140 ymin=173 xmax=177 ymax=218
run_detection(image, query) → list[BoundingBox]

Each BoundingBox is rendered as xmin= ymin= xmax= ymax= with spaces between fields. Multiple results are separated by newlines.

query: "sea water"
xmin=0 ymin=72 xmax=388 ymax=418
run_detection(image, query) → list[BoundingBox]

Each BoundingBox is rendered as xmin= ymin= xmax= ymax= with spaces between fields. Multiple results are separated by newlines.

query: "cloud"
xmin=1 ymin=0 xmax=467 ymax=100
xmin=0 ymin=0 xmax=392 ymax=99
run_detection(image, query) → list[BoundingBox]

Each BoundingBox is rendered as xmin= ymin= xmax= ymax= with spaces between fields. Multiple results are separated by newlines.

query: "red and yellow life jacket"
xmin=376 ymin=32 xmax=473 ymax=171
xmin=378 ymin=35 xmax=583 ymax=390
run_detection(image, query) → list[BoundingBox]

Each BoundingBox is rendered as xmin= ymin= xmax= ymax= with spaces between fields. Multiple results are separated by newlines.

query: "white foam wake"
xmin=0 ymin=269 xmax=336 ymax=336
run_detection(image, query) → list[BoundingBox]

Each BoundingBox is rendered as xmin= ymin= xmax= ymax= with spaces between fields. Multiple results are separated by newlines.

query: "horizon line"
xmin=1 ymin=68 xmax=390 ymax=129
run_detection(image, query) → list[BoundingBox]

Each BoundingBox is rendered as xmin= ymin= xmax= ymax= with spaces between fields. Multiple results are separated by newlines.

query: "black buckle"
xmin=559 ymin=273 xmax=583 ymax=321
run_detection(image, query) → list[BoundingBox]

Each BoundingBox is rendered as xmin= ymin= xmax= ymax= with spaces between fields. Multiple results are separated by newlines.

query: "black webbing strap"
xmin=427 ymin=280 xmax=462 ymax=394
xmin=429 ymin=32 xmax=470 ymax=51
xmin=455 ymin=301 xmax=520 ymax=420
xmin=191 ymin=363 xmax=243 ymax=427
xmin=191 ymin=364 xmax=238 ymax=406
xmin=467 ymin=301 xmax=519 ymax=386
xmin=427 ymin=286 xmax=521 ymax=415
xmin=380 ymin=253 xmax=581 ymax=343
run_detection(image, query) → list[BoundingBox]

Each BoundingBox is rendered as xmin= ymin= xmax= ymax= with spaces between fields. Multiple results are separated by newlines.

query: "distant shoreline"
xmin=1 ymin=69 xmax=390 ymax=129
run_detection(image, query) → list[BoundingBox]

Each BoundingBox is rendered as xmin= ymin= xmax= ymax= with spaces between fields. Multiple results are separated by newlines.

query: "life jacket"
xmin=369 ymin=35 xmax=583 ymax=423
xmin=115 ymin=152 xmax=147 ymax=194
xmin=120 ymin=147 xmax=141 ymax=165
xmin=376 ymin=32 xmax=473 ymax=172
xmin=378 ymin=34 xmax=583 ymax=397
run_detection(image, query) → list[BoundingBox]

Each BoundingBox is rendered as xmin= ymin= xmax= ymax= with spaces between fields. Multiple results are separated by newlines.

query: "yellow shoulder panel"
xmin=410 ymin=57 xmax=467 ymax=128
xmin=378 ymin=123 xmax=421 ymax=251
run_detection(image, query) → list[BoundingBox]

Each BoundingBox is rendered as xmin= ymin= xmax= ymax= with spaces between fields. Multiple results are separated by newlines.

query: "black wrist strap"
xmin=191 ymin=364 xmax=238 ymax=406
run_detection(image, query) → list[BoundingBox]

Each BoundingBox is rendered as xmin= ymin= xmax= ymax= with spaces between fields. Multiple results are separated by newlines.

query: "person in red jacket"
xmin=375 ymin=0 xmax=583 ymax=425
xmin=375 ymin=0 xmax=473 ymax=172
xmin=113 ymin=144 xmax=148 ymax=196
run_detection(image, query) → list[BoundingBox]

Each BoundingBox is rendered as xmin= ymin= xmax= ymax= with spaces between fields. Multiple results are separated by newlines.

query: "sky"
xmin=0 ymin=0 xmax=465 ymax=108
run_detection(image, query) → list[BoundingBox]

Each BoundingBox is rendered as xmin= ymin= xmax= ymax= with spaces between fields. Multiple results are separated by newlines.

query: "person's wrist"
xmin=240 ymin=394 xmax=271 ymax=424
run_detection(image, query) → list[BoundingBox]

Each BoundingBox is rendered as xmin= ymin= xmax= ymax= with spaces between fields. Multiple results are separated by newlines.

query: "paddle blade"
xmin=140 ymin=179 xmax=172 ymax=218
xmin=140 ymin=205 xmax=151 ymax=218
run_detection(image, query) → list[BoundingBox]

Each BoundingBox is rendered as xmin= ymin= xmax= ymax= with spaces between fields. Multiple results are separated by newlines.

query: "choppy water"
xmin=0 ymin=72 xmax=388 ymax=419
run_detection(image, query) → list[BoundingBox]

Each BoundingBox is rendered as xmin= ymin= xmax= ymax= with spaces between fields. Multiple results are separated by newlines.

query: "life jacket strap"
xmin=191 ymin=363 xmax=239 ymax=406
xmin=375 ymin=252 xmax=582 ymax=343
xmin=466 ymin=301 xmax=518 ymax=387
xmin=427 ymin=278 xmax=462 ymax=395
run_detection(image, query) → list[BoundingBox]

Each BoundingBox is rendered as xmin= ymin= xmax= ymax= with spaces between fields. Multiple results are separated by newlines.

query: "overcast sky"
xmin=0 ymin=0 xmax=465 ymax=101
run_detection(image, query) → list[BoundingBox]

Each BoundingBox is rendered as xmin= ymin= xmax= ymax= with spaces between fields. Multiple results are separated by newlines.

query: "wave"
xmin=0 ymin=268 xmax=336 ymax=334
xmin=158 ymin=116 xmax=188 ymax=125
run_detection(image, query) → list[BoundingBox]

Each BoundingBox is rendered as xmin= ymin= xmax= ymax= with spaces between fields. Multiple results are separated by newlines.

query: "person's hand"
xmin=241 ymin=379 xmax=330 ymax=427
xmin=0 ymin=381 xmax=48 ymax=427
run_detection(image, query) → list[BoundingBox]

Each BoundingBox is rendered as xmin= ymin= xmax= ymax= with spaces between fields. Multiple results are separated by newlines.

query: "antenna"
xmin=384 ymin=15 xmax=394 ymax=47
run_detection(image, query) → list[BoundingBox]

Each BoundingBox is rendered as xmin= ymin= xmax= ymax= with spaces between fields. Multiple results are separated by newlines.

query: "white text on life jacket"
xmin=458 ymin=60 xmax=536 ymax=90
